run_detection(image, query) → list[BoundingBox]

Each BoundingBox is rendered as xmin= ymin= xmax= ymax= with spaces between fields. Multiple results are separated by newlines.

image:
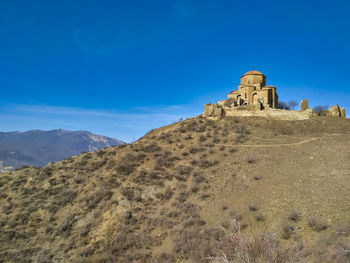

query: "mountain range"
xmin=0 ymin=129 xmax=124 ymax=171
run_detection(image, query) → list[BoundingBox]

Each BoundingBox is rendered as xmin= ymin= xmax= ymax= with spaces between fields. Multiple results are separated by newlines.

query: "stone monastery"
xmin=204 ymin=70 xmax=346 ymax=120
xmin=224 ymin=70 xmax=278 ymax=109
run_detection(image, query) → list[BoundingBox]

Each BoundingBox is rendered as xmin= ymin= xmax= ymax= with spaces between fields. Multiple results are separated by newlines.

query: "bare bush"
xmin=152 ymin=252 xmax=175 ymax=263
xmin=249 ymin=204 xmax=259 ymax=212
xmin=313 ymin=105 xmax=329 ymax=116
xmin=278 ymin=101 xmax=290 ymax=110
xmin=255 ymin=213 xmax=265 ymax=222
xmin=247 ymin=157 xmax=255 ymax=164
xmin=308 ymin=217 xmax=327 ymax=232
xmin=288 ymin=100 xmax=298 ymax=110
xmin=206 ymin=222 xmax=304 ymax=263
xmin=281 ymin=224 xmax=293 ymax=240
xmin=288 ymin=210 xmax=300 ymax=222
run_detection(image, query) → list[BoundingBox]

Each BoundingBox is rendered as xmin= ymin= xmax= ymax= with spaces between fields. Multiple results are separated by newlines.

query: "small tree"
xmin=224 ymin=98 xmax=236 ymax=107
xmin=278 ymin=101 xmax=290 ymax=110
xmin=288 ymin=100 xmax=298 ymax=110
xmin=313 ymin=105 xmax=328 ymax=116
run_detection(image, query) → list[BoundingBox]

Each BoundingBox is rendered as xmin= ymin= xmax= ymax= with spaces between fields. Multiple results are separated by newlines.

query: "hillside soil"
xmin=1 ymin=116 xmax=350 ymax=262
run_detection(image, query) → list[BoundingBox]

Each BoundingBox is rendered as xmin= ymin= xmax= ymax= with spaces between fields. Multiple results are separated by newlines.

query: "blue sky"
xmin=1 ymin=0 xmax=349 ymax=142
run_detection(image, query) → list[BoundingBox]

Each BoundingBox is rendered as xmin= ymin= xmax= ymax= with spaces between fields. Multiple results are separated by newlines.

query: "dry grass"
xmin=1 ymin=116 xmax=350 ymax=262
xmin=206 ymin=222 xmax=303 ymax=263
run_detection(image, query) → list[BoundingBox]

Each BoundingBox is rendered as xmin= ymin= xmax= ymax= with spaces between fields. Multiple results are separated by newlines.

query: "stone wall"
xmin=222 ymin=107 xmax=313 ymax=120
xmin=203 ymin=104 xmax=314 ymax=120
xmin=340 ymin=108 xmax=346 ymax=118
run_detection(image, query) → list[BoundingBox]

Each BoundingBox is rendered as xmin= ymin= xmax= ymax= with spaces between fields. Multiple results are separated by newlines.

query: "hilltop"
xmin=0 ymin=116 xmax=350 ymax=262
xmin=0 ymin=129 xmax=124 ymax=171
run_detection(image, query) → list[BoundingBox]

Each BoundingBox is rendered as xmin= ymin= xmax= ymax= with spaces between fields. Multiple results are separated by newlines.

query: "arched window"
xmin=252 ymin=93 xmax=258 ymax=104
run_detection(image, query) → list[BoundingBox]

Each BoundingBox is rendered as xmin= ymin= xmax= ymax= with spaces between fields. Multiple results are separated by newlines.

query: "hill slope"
xmin=0 ymin=116 xmax=350 ymax=262
xmin=0 ymin=129 xmax=124 ymax=171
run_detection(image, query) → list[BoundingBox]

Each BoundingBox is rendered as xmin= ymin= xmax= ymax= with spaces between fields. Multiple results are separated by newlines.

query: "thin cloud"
xmin=0 ymin=103 xmax=201 ymax=142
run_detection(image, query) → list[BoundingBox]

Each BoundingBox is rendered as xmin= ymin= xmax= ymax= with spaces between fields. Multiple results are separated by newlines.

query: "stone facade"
xmin=203 ymin=70 xmax=346 ymax=120
xmin=300 ymin=99 xmax=309 ymax=111
xmin=325 ymin=105 xmax=346 ymax=118
xmin=340 ymin=108 xmax=346 ymax=119
xmin=222 ymin=70 xmax=278 ymax=109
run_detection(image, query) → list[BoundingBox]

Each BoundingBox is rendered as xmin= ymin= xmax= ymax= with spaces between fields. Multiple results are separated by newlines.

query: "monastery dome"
xmin=243 ymin=70 xmax=264 ymax=76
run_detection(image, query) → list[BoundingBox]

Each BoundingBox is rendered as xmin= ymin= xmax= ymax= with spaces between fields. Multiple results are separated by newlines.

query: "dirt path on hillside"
xmin=216 ymin=137 xmax=320 ymax=148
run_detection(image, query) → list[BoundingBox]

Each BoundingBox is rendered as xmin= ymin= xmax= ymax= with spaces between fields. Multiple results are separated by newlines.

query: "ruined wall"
xmin=203 ymin=104 xmax=314 ymax=120
xmin=203 ymin=104 xmax=224 ymax=119
xmin=300 ymin=100 xmax=309 ymax=111
xmin=223 ymin=107 xmax=313 ymax=120
xmin=340 ymin=108 xmax=346 ymax=118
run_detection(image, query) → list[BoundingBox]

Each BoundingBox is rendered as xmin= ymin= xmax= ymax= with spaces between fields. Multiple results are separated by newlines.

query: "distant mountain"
xmin=0 ymin=129 xmax=125 ymax=170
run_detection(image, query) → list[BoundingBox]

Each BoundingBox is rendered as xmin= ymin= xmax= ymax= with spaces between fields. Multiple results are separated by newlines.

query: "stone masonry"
xmin=204 ymin=71 xmax=346 ymax=120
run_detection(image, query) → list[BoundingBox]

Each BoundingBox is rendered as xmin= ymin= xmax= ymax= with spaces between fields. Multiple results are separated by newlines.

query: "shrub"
xmin=193 ymin=173 xmax=206 ymax=184
xmin=308 ymin=217 xmax=327 ymax=232
xmin=163 ymin=187 xmax=174 ymax=200
xmin=197 ymin=125 xmax=206 ymax=133
xmin=288 ymin=210 xmax=300 ymax=222
xmin=220 ymin=220 xmax=230 ymax=229
xmin=189 ymin=147 xmax=199 ymax=154
xmin=234 ymin=123 xmax=249 ymax=134
xmin=313 ymin=105 xmax=329 ymax=116
xmin=278 ymin=101 xmax=290 ymax=110
xmin=235 ymin=134 xmax=245 ymax=143
xmin=154 ymin=154 xmax=179 ymax=170
xmin=208 ymin=222 xmax=304 ymax=263
xmin=56 ymin=188 xmax=76 ymax=206
xmin=185 ymin=134 xmax=193 ymax=140
xmin=142 ymin=143 xmax=161 ymax=153
xmin=213 ymin=137 xmax=220 ymax=143
xmin=73 ymin=176 xmax=85 ymax=184
xmin=255 ymin=214 xmax=265 ymax=222
xmin=121 ymin=187 xmax=134 ymax=201
xmin=199 ymin=135 xmax=207 ymax=142
xmin=281 ymin=224 xmax=293 ymax=240
xmin=176 ymin=191 xmax=188 ymax=203
xmin=84 ymin=189 xmax=113 ymax=209
xmin=288 ymin=100 xmax=298 ymax=110
xmin=116 ymin=163 xmax=136 ymax=175
xmin=228 ymin=147 xmax=237 ymax=153
xmin=175 ymin=165 xmax=191 ymax=175
xmin=123 ymin=152 xmax=146 ymax=163
xmin=249 ymin=204 xmax=259 ymax=211
xmin=182 ymin=151 xmax=189 ymax=156
xmin=152 ymin=252 xmax=175 ymax=263
xmin=190 ymin=185 xmax=199 ymax=193
xmin=229 ymin=210 xmax=242 ymax=221
xmin=198 ymin=159 xmax=217 ymax=168
xmin=253 ymin=174 xmax=261 ymax=180
xmin=247 ymin=157 xmax=255 ymax=164
xmin=172 ymin=226 xmax=224 ymax=262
